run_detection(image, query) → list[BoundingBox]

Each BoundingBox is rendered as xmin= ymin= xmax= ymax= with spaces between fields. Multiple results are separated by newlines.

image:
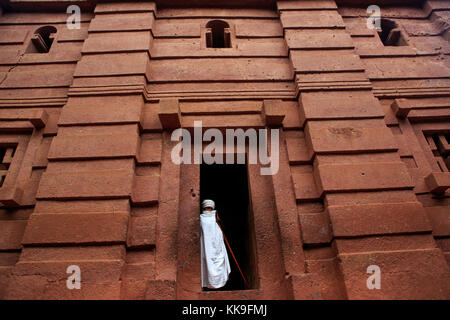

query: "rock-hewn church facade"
xmin=0 ymin=0 xmax=449 ymax=299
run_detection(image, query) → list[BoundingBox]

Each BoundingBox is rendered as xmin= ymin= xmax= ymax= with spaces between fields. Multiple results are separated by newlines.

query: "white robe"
xmin=200 ymin=210 xmax=231 ymax=289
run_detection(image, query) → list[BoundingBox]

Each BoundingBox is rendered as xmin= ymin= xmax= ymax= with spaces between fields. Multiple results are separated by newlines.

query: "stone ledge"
xmin=425 ymin=171 xmax=450 ymax=194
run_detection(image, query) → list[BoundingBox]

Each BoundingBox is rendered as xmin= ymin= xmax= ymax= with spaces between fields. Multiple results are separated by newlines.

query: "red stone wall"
xmin=0 ymin=0 xmax=449 ymax=299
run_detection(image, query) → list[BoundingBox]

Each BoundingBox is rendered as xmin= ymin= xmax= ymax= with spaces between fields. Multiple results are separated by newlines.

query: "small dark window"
xmin=377 ymin=19 xmax=407 ymax=46
xmin=0 ymin=146 xmax=16 ymax=188
xmin=27 ymin=26 xmax=57 ymax=53
xmin=200 ymin=163 xmax=257 ymax=291
xmin=429 ymin=134 xmax=449 ymax=172
xmin=206 ymin=20 xmax=231 ymax=48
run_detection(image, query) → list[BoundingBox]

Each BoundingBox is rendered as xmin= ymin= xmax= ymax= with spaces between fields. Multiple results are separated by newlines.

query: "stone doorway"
xmin=176 ymin=151 xmax=290 ymax=299
xmin=200 ymin=163 xmax=258 ymax=291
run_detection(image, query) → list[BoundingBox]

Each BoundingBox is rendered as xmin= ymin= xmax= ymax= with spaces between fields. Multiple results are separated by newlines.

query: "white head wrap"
xmin=202 ymin=199 xmax=215 ymax=209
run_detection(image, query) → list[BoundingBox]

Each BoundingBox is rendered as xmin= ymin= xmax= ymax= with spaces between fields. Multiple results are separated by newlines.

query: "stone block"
xmin=339 ymin=249 xmax=450 ymax=299
xmin=285 ymin=29 xmax=353 ymax=49
xmin=278 ymin=0 xmax=337 ymax=10
xmin=425 ymin=206 xmax=450 ymax=236
xmin=145 ymin=279 xmax=176 ymax=300
xmin=391 ymin=99 xmax=411 ymax=118
xmin=425 ymin=172 xmax=450 ymax=194
xmin=329 ymin=202 xmax=432 ymax=237
xmin=37 ymin=169 xmax=134 ymax=200
xmin=280 ymin=10 xmax=344 ymax=29
xmin=138 ymin=136 xmax=162 ymax=164
xmin=306 ymin=122 xmax=398 ymax=154
xmin=158 ymin=98 xmax=181 ymax=129
xmin=288 ymin=273 xmax=323 ymax=300
xmin=22 ymin=212 xmax=129 ymax=245
xmin=292 ymin=172 xmax=320 ymax=200
xmin=74 ymin=52 xmax=150 ymax=77
xmin=291 ymin=50 xmax=364 ymax=73
xmin=262 ymin=99 xmax=285 ymax=127
xmin=48 ymin=131 xmax=139 ymax=160
xmin=299 ymin=213 xmax=332 ymax=244
xmin=132 ymin=175 xmax=160 ymax=205
xmin=82 ymin=32 xmax=152 ymax=53
xmin=127 ymin=215 xmax=157 ymax=248
xmin=89 ymin=12 xmax=155 ymax=32
xmin=299 ymin=91 xmax=384 ymax=123
xmin=94 ymin=2 xmax=156 ymax=13
xmin=59 ymin=95 xmax=144 ymax=126
xmin=0 ymin=220 xmax=27 ymax=250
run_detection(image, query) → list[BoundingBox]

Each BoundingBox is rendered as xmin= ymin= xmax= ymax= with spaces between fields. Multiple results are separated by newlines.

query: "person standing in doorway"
xmin=200 ymin=199 xmax=231 ymax=289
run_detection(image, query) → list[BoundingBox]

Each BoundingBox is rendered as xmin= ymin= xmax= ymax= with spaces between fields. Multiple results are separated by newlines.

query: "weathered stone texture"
xmin=0 ymin=0 xmax=449 ymax=300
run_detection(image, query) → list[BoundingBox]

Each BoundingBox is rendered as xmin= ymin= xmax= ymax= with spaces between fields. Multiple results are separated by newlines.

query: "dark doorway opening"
xmin=200 ymin=163 xmax=257 ymax=291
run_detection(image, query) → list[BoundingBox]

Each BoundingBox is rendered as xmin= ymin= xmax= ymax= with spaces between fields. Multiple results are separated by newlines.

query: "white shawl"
xmin=200 ymin=210 xmax=231 ymax=289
